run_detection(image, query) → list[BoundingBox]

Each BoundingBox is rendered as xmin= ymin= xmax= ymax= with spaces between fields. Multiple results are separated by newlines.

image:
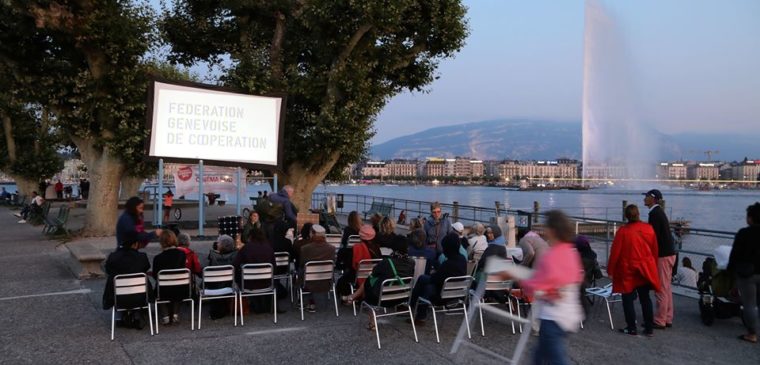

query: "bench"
xmin=363 ymin=202 xmax=394 ymax=219
xmin=66 ymin=242 xmax=106 ymax=279
xmin=43 ymin=205 xmax=70 ymax=236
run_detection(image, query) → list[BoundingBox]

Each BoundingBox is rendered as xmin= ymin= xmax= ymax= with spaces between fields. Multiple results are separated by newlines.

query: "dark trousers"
xmin=533 ymin=320 xmax=568 ymax=365
xmin=411 ymin=275 xmax=437 ymax=320
xmin=622 ymin=285 xmax=654 ymax=332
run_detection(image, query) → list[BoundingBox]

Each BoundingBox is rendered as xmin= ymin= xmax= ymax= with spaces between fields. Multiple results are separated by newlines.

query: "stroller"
xmin=697 ymin=256 xmax=743 ymax=326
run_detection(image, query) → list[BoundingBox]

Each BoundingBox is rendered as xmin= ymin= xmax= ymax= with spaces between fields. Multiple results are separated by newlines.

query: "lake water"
xmin=315 ymin=184 xmax=759 ymax=232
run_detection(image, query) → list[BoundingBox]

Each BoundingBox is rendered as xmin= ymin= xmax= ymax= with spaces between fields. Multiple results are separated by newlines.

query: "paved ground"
xmin=2 ymin=205 xmax=759 ymax=364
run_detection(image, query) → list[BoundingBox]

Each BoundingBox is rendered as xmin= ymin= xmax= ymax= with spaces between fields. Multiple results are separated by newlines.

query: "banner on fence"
xmin=171 ymin=164 xmax=244 ymax=197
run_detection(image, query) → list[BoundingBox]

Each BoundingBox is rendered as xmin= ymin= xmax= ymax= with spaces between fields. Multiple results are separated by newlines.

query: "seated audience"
xmin=102 ymin=239 xmax=151 ymax=330
xmin=411 ymin=233 xmax=467 ymax=324
xmin=467 ymin=223 xmax=488 ymax=262
xmin=234 ymin=228 xmax=277 ymax=313
xmin=152 ymin=231 xmax=187 ymax=325
xmin=299 ymin=224 xmax=336 ymax=312
xmin=338 ymin=225 xmax=382 ymax=299
xmin=407 ymin=228 xmax=437 ymax=275
xmin=177 ymin=233 xmax=201 ymax=276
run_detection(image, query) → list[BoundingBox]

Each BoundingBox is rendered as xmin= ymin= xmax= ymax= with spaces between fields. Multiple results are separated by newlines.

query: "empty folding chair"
xmin=416 ymin=275 xmax=474 ymax=343
xmin=154 ymin=268 xmax=195 ymax=333
xmin=239 ymin=263 xmax=277 ymax=325
xmin=111 ymin=273 xmax=154 ymax=340
xmin=360 ymin=277 xmax=419 ymax=349
xmin=198 ymin=265 xmax=238 ymax=329
xmin=299 ymin=260 xmax=339 ymax=320
xmin=477 ymin=273 xmax=517 ymax=336
xmin=585 ymin=283 xmax=622 ymax=329
xmin=272 ymin=252 xmax=293 ymax=302
xmin=351 ymin=259 xmax=383 ymax=316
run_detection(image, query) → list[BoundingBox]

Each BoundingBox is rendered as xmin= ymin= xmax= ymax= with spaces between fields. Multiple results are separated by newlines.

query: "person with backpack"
xmin=347 ymin=238 xmax=414 ymax=331
xmin=727 ymin=202 xmax=760 ymax=343
xmin=268 ymin=185 xmax=297 ymax=227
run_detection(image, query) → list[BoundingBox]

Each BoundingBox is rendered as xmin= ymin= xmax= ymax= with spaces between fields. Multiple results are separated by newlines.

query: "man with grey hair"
xmin=298 ymin=224 xmax=335 ymax=313
xmin=177 ymin=232 xmax=201 ymax=275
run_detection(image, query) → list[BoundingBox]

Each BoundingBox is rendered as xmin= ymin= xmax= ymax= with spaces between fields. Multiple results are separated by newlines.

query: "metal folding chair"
xmin=299 ymin=260 xmax=339 ymax=320
xmin=360 ymin=276 xmax=419 ymax=349
xmin=416 ymin=275 xmax=474 ymax=343
xmin=111 ymin=273 xmax=154 ymax=340
xmin=347 ymin=235 xmax=360 ymax=248
xmin=239 ymin=263 xmax=277 ymax=325
xmin=197 ymin=265 xmax=238 ymax=329
xmin=154 ymin=268 xmax=194 ymax=333
xmin=326 ymin=234 xmax=342 ymax=250
xmin=477 ymin=273 xmax=518 ymax=336
xmin=585 ymin=283 xmax=622 ymax=329
xmin=272 ymin=252 xmax=293 ymax=302
xmin=351 ymin=259 xmax=382 ymax=316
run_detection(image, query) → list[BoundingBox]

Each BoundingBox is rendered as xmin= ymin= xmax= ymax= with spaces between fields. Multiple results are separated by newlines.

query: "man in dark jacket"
xmin=411 ymin=233 xmax=467 ymax=323
xmin=268 ymin=185 xmax=297 ymax=226
xmin=102 ymin=240 xmax=152 ymax=329
xmin=643 ymin=189 xmax=676 ymax=329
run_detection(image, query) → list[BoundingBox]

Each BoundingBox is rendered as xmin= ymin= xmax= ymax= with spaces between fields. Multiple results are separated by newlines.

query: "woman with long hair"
xmin=116 ymin=196 xmax=161 ymax=249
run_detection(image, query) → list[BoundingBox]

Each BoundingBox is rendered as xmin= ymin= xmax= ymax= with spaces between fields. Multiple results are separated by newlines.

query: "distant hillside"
xmin=371 ymin=119 xmax=582 ymax=160
xmin=370 ymin=119 xmax=760 ymax=161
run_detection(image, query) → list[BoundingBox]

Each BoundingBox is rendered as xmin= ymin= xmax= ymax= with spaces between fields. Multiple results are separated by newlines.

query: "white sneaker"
xmin=13 ymin=213 xmax=21 ymax=218
xmin=17 ymin=219 xmax=26 ymax=224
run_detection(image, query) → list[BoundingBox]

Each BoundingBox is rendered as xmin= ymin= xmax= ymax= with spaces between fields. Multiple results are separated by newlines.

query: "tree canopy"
xmin=163 ymin=0 xmax=469 ymax=207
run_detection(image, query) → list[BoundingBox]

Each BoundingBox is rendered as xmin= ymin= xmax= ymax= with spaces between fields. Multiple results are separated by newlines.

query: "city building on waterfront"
xmin=687 ymin=163 xmax=720 ymax=180
xmin=361 ymin=161 xmax=388 ymax=178
xmin=731 ymin=159 xmax=760 ymax=181
xmin=498 ymin=159 xmax=579 ymax=181
xmin=386 ymin=160 xmax=417 ymax=177
xmin=657 ymin=162 xmax=688 ymax=180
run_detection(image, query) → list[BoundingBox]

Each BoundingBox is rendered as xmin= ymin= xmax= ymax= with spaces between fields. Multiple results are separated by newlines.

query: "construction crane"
xmin=704 ymin=150 xmax=719 ymax=161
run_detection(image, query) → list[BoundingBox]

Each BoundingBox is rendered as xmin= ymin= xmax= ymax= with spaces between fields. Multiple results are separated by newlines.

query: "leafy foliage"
xmin=163 ymin=0 xmax=469 ymax=178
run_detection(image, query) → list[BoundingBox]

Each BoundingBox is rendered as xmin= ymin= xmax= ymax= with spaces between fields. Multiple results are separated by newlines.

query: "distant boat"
xmin=383 ymin=184 xmax=399 ymax=187
xmin=431 ymin=179 xmax=440 ymax=185
xmin=501 ymin=187 xmax=520 ymax=191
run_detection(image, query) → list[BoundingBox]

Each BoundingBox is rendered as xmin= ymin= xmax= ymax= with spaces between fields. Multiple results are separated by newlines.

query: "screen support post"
xmin=235 ymin=167 xmax=242 ymax=217
xmin=199 ymin=159 xmax=204 ymax=236
xmin=157 ymin=158 xmax=164 ymax=228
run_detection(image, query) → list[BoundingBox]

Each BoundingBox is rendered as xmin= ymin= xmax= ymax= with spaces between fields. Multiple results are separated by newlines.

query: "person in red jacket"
xmin=608 ymin=204 xmax=660 ymax=336
xmin=176 ymin=232 xmax=202 ymax=276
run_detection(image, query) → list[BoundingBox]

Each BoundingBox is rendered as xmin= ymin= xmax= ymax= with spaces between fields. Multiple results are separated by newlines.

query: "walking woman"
xmin=727 ymin=202 xmax=760 ymax=343
xmin=497 ymin=210 xmax=583 ymax=365
xmin=608 ymin=204 xmax=660 ymax=336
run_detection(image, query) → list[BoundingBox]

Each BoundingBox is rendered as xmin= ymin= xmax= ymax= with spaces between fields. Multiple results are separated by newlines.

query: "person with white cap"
xmin=439 ymin=222 xmax=468 ymax=264
xmin=299 ymin=224 xmax=335 ymax=313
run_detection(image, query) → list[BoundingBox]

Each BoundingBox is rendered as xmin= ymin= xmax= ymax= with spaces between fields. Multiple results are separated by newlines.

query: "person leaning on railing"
xmin=727 ymin=202 xmax=760 ymax=344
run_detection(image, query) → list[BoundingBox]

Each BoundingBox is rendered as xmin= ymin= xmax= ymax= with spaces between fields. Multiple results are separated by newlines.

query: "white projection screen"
xmin=146 ymin=80 xmax=285 ymax=168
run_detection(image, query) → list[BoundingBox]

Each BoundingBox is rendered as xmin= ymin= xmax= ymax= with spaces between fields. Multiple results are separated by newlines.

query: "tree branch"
xmin=390 ymin=44 xmax=427 ymax=71
xmin=269 ymin=11 xmax=286 ymax=85
xmin=325 ymin=24 xmax=373 ymax=101
xmin=1 ymin=114 xmax=17 ymax=163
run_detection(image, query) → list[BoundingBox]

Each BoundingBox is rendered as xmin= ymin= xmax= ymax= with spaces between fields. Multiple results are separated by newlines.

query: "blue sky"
xmin=374 ymin=0 xmax=760 ymax=143
xmin=150 ymin=0 xmax=760 ymax=144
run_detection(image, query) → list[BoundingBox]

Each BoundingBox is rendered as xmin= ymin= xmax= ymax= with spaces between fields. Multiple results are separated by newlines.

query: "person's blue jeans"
xmin=411 ymin=275 xmax=437 ymax=320
xmin=533 ymin=320 xmax=568 ymax=365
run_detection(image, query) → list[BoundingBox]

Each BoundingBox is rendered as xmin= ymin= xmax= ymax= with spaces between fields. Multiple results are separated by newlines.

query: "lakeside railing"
xmin=311 ymin=192 xmax=735 ymax=291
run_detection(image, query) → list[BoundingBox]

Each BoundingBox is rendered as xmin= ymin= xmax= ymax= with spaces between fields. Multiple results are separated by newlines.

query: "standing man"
xmin=643 ymin=189 xmax=676 ymax=329
xmin=54 ymin=180 xmax=64 ymax=199
xmin=424 ymin=201 xmax=452 ymax=254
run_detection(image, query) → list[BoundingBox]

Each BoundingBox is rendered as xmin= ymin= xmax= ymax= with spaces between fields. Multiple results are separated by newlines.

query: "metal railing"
xmin=311 ymin=192 xmax=735 ymax=291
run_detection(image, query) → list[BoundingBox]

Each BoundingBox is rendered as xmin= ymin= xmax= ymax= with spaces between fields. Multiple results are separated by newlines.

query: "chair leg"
xmin=408 ymin=306 xmax=419 ymax=343
xmin=110 ymin=308 xmax=115 ymax=341
xmin=190 ymin=299 xmax=195 ymax=331
xmin=147 ymin=304 xmax=154 ymax=336
xmin=240 ymin=294 xmax=245 ymax=326
xmin=516 ymin=299 xmax=523 ymax=333
xmin=432 ymin=306 xmax=440 ymax=343
xmin=508 ymin=299 xmax=516 ymax=334
xmin=154 ymin=302 xmax=159 ymax=334
xmin=198 ymin=297 xmax=203 ymax=329
xmin=372 ymin=309 xmax=381 ymax=349
xmin=605 ymin=298 xmax=614 ymax=330
xmin=299 ymin=289 xmax=304 ymax=321
xmin=350 ymin=285 xmax=357 ymax=317
xmin=478 ymin=300 xmax=486 ymax=337
xmin=273 ymin=292 xmax=278 ymax=324
xmin=234 ymin=295 xmax=238 ymax=327
xmin=332 ymin=285 xmax=339 ymax=317
xmin=463 ymin=302 xmax=472 ymax=339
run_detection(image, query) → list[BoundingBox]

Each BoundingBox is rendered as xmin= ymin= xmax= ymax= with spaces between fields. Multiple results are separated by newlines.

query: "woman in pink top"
xmin=499 ymin=210 xmax=583 ymax=365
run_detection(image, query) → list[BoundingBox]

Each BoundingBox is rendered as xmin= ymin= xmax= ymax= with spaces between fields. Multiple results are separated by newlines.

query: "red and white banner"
xmin=172 ymin=164 xmax=244 ymax=197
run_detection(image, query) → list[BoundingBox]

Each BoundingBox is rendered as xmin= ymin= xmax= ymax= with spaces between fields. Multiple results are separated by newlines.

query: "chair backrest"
xmin=113 ymin=273 xmax=150 ymax=308
xmin=467 ymin=260 xmax=478 ymax=276
xmin=241 ymin=263 xmax=274 ymax=290
xmin=325 ymin=234 xmax=342 ymax=249
xmin=274 ymin=251 xmax=290 ymax=268
xmin=303 ymin=260 xmax=335 ymax=283
xmin=380 ymin=247 xmax=393 ymax=256
xmin=440 ymin=275 xmax=473 ymax=300
xmin=347 ymin=235 xmax=360 ymax=248
xmin=411 ymin=256 xmax=427 ymax=280
xmin=483 ymin=273 xmax=512 ymax=291
xmin=157 ymin=268 xmax=192 ymax=300
xmin=356 ymin=259 xmax=382 ymax=281
xmin=202 ymin=265 xmax=235 ymax=289
xmin=377 ymin=277 xmax=414 ymax=306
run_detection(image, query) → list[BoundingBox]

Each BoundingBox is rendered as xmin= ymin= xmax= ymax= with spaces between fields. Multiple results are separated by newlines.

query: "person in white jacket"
xmin=467 ymin=223 xmax=488 ymax=262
